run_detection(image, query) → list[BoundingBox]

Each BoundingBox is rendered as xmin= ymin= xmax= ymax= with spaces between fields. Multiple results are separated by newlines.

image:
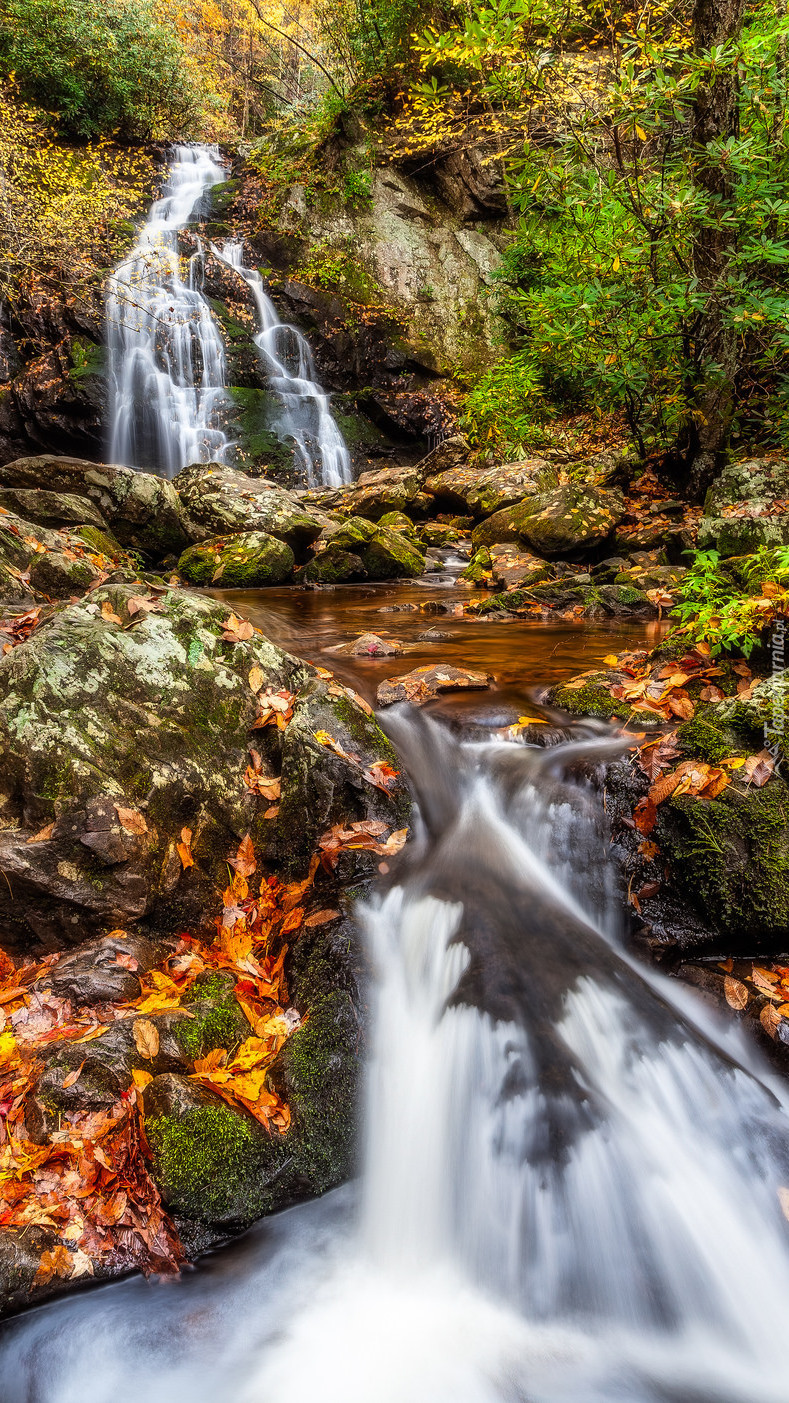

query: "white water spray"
xmin=218 ymin=238 xmax=351 ymax=488
xmin=106 ymin=145 xmax=230 ymax=477
xmin=4 ymin=718 xmax=789 ymax=1403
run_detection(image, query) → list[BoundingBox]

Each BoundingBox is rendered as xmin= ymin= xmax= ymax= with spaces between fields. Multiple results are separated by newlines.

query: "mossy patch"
xmin=174 ymin=971 xmax=252 ymax=1062
xmin=550 ymin=673 xmax=623 ymax=719
xmin=659 ymin=778 xmax=789 ymax=940
xmin=146 ymin=1101 xmax=284 ymax=1223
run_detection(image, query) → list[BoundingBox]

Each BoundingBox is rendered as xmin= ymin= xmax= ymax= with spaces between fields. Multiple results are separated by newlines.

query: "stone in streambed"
xmin=303 ymin=516 xmax=425 ymax=583
xmin=326 ymin=632 xmax=405 ymax=657
xmin=28 ymin=550 xmax=102 ymax=598
xmin=0 ymin=583 xmax=408 ymax=951
xmin=472 ymin=485 xmax=625 ymax=556
xmin=173 ymin=462 xmax=328 ymax=556
xmin=44 ymin=931 xmax=168 ymax=1006
xmin=424 ymin=458 xmax=558 ymax=518
xmin=0 ymin=457 xmax=190 ymax=557
xmin=488 ymin=544 xmax=551 ymax=591
xmin=177 ymin=531 xmax=295 ymax=587
xmin=377 ymin=663 xmax=492 ymax=707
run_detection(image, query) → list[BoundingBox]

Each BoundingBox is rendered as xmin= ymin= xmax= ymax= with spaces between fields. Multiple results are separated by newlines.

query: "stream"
xmin=3 ymin=586 xmax=789 ymax=1401
xmin=5 ymin=145 xmax=789 ymax=1401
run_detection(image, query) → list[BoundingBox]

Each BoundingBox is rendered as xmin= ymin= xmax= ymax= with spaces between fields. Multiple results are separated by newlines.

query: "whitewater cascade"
xmin=218 ymin=239 xmax=351 ymax=488
xmin=5 ymin=712 xmax=789 ymax=1403
xmin=106 ymin=147 xmax=351 ymax=486
xmin=106 ymin=145 xmax=230 ymax=478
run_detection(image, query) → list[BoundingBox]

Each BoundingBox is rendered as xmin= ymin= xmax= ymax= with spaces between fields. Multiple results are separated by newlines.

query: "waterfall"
xmin=5 ymin=713 xmax=789 ymax=1403
xmin=106 ymin=145 xmax=231 ymax=478
xmin=218 ymin=239 xmax=351 ymax=488
xmin=106 ymin=148 xmax=350 ymax=486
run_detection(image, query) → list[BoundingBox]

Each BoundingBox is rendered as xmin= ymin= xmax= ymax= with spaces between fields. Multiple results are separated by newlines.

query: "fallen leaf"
xmin=132 ymin=1019 xmax=159 ymax=1060
xmin=100 ymin=601 xmax=124 ymax=626
xmin=34 ymin=1245 xmax=73 ymax=1285
xmin=132 ymin=1069 xmax=153 ymax=1090
xmin=114 ymin=806 xmax=148 ymax=836
xmin=61 ymin=1061 xmax=85 ymax=1090
xmin=743 ymin=750 xmax=774 ymax=788
xmin=177 ymin=827 xmax=194 ymax=869
xmin=303 ymin=909 xmax=340 ymax=927
xmin=761 ymin=1005 xmax=782 ymax=1039
xmin=26 ymin=823 xmax=55 ymax=844
xmin=229 ymin=833 xmax=256 ymax=878
xmin=248 ymin=665 xmax=265 ymax=694
xmin=724 ymin=976 xmax=749 ymax=1011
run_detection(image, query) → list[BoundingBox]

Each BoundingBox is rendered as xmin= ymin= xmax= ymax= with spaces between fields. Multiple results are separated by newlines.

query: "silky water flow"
xmin=106 ymin=147 xmax=350 ymax=486
xmin=4 ymin=712 xmax=789 ymax=1403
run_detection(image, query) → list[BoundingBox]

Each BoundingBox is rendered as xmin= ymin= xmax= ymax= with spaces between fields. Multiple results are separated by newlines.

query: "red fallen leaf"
xmin=633 ymin=797 xmax=657 ymax=834
xmin=115 ymin=953 xmax=138 ymax=971
xmin=177 ymin=827 xmax=194 ymax=869
xmin=362 ymin=761 xmax=400 ymax=793
xmin=229 ymin=833 xmax=257 ymax=877
xmin=636 ymin=881 xmax=661 ymax=900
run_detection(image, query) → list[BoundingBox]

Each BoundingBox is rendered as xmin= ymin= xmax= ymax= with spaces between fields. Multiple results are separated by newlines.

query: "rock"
xmin=488 ymin=545 xmax=551 ymax=591
xmin=45 ymin=932 xmax=167 ymax=1006
xmin=0 ymin=489 xmax=110 ymax=533
xmin=696 ymin=458 xmax=789 ymax=556
xmin=143 ymin=1074 xmax=290 ymax=1226
xmin=460 ymin=545 xmax=493 ymax=584
xmin=424 ymin=458 xmax=558 ymax=518
xmin=0 ymin=457 xmax=190 ymax=558
xmin=305 ymin=516 xmax=425 ymax=583
xmin=28 ymin=550 xmax=102 ymax=598
xmin=473 ymin=485 xmax=625 ymax=557
xmin=378 ymin=510 xmax=418 ymax=541
xmin=377 ymin=663 xmax=493 ymax=706
xmin=174 ymin=463 xmax=328 ymax=556
xmin=326 ymin=633 xmax=404 ymax=657
xmin=418 ymin=626 xmax=452 ymax=641
xmin=0 ymin=583 xmax=409 ymax=951
xmin=417 ymin=523 xmax=460 ymax=548
xmin=548 ymin=672 xmax=624 ymax=719
xmin=332 ymin=463 xmax=427 ymax=520
xmin=177 ymin=531 xmax=295 ymax=587
xmin=657 ymin=775 xmax=789 ymax=946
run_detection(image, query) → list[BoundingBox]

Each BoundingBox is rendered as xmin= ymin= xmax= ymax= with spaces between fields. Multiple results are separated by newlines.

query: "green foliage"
xmin=460 ymin=352 xmax=551 ymax=455
xmin=0 ymin=0 xmax=201 ymax=140
xmin=671 ymin=547 xmax=789 ymax=656
xmin=412 ymin=0 xmax=789 ymax=459
xmin=343 ymin=168 xmax=373 ymax=207
xmin=315 ymin=0 xmax=434 ymax=83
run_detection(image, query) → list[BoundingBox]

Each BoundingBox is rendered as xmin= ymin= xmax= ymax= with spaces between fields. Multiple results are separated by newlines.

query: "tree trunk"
xmin=684 ymin=0 xmax=745 ymax=500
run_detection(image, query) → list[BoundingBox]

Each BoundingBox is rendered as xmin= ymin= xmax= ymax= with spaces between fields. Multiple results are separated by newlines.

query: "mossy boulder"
xmin=488 ymin=544 xmax=551 ymax=590
xmin=698 ymin=458 xmax=789 ymax=557
xmin=28 ymin=550 xmax=101 ymax=598
xmin=0 ymin=489 xmax=110 ymax=534
xmin=548 ymin=671 xmax=624 ymax=719
xmin=424 ymin=458 xmax=557 ymax=518
xmin=0 ymin=457 xmax=190 ymax=558
xmin=378 ymin=510 xmax=418 ymax=541
xmin=461 ymin=546 xmax=493 ymax=584
xmin=174 ymin=971 xmax=253 ymax=1062
xmin=658 ymin=776 xmax=789 ymax=944
xmin=143 ymin=911 xmax=364 ymax=1228
xmin=474 ymin=485 xmax=625 ymax=557
xmin=177 ymin=531 xmax=295 ymax=587
xmin=0 ymin=584 xmax=409 ymax=951
xmin=305 ymin=516 xmax=425 ymax=583
xmin=173 ymin=462 xmax=329 ymax=558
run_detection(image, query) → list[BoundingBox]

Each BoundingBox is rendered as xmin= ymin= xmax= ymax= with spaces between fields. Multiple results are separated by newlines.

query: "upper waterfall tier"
xmin=106 ymin=144 xmax=351 ymax=486
xmin=219 ymin=239 xmax=351 ymax=488
xmin=106 ymin=145 xmax=230 ymax=479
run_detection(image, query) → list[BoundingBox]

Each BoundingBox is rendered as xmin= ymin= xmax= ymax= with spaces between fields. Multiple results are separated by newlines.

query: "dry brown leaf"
xmin=724 ymin=976 xmax=749 ymax=1011
xmin=743 ymin=750 xmax=775 ymax=788
xmin=760 ymin=1005 xmax=782 ymax=1039
xmin=133 ymin=1018 xmax=160 ymax=1060
xmin=304 ymin=909 xmax=340 ymax=927
xmin=100 ymin=600 xmax=124 ymax=626
xmin=61 ymin=1060 xmax=85 ymax=1090
xmin=114 ymin=806 xmax=148 ymax=836
xmin=229 ymin=833 xmax=256 ymax=878
xmin=26 ymin=822 xmax=55 ymax=844
xmin=248 ymin=665 xmax=265 ymax=694
xmin=34 ymin=1245 xmax=73 ymax=1285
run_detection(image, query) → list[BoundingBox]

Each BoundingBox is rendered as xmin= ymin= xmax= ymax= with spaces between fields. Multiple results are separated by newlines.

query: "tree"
xmin=684 ymin=0 xmax=746 ymax=497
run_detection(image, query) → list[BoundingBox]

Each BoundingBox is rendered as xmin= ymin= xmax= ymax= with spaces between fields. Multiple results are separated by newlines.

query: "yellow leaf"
xmin=132 ymin=1018 xmax=159 ymax=1060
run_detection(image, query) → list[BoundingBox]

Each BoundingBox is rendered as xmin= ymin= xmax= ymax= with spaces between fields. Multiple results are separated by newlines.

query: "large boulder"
xmin=0 ymin=584 xmax=409 ymax=952
xmin=177 ymin=531 xmax=295 ymax=587
xmin=424 ymin=459 xmax=558 ymax=518
xmin=173 ymin=462 xmax=329 ymax=557
xmin=472 ymin=485 xmax=625 ymax=557
xmin=302 ymin=516 xmax=425 ymax=583
xmin=698 ymin=458 xmax=789 ymax=556
xmin=0 ymin=457 xmax=190 ymax=558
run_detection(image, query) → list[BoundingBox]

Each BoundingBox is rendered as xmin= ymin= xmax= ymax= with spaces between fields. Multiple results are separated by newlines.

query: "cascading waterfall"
xmin=4 ymin=711 xmax=789 ymax=1403
xmin=106 ymin=145 xmax=231 ymax=478
xmin=218 ymin=239 xmax=351 ymax=488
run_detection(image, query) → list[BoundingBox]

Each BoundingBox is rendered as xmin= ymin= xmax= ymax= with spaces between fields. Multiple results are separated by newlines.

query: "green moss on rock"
xmin=550 ymin=672 xmax=623 ymax=719
xmin=178 ymin=531 xmax=295 ymax=587
xmin=146 ymin=1099 xmax=283 ymax=1224
xmin=174 ymin=971 xmax=252 ymax=1062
